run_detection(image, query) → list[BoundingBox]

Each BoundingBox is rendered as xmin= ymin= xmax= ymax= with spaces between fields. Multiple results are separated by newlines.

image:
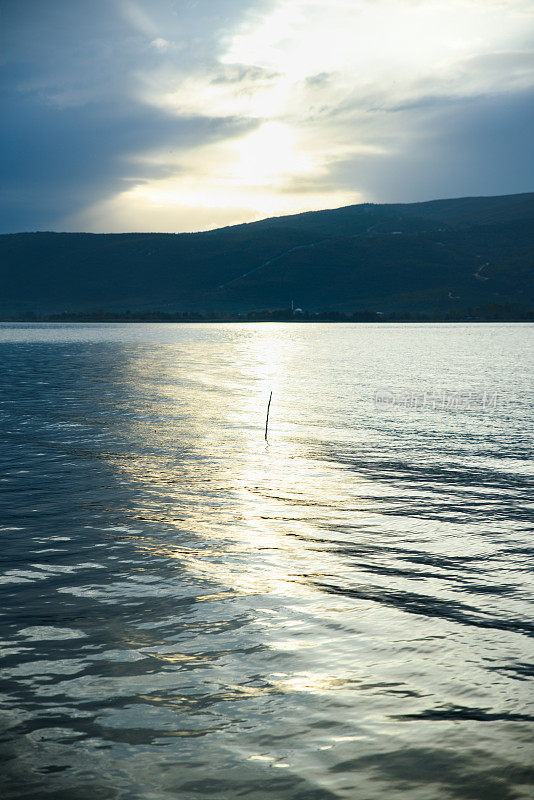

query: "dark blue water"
xmin=0 ymin=323 xmax=532 ymax=799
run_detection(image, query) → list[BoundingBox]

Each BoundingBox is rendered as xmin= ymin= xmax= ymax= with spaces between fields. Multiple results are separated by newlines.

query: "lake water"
xmin=0 ymin=322 xmax=532 ymax=800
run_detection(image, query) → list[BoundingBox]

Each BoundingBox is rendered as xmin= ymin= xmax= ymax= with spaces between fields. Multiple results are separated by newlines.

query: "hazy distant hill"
xmin=1 ymin=192 xmax=533 ymax=314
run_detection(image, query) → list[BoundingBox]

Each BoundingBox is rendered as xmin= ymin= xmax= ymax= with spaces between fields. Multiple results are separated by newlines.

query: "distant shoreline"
xmin=2 ymin=304 xmax=533 ymax=324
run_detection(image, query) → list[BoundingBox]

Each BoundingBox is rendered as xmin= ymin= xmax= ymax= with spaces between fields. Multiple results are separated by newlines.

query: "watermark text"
xmin=374 ymin=388 xmax=500 ymax=412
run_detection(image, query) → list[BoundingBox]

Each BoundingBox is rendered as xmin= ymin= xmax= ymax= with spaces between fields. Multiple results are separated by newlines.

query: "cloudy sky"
xmin=1 ymin=0 xmax=533 ymax=233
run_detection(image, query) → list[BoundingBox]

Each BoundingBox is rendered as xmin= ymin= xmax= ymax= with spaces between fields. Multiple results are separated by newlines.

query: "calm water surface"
xmin=0 ymin=323 xmax=532 ymax=800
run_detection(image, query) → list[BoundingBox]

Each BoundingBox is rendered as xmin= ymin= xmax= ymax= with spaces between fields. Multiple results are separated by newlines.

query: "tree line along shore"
xmin=3 ymin=303 xmax=533 ymax=323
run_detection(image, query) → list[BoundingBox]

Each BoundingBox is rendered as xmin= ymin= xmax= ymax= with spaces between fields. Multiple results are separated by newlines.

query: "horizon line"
xmin=2 ymin=189 xmax=533 ymax=237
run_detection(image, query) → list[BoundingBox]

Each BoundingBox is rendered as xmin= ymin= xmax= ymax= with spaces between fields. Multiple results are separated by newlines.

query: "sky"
xmin=1 ymin=0 xmax=533 ymax=233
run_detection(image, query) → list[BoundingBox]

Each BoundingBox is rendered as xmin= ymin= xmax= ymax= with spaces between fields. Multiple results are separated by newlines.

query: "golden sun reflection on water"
xmin=95 ymin=323 xmax=528 ymax=748
xmin=100 ymin=327 xmax=371 ymax=606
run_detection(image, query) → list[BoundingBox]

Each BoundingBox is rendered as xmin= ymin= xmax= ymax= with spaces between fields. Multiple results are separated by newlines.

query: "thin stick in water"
xmin=264 ymin=391 xmax=272 ymax=440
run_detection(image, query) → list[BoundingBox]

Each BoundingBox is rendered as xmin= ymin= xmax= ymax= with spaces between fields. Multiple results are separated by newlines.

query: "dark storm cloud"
xmin=0 ymin=88 xmax=254 ymax=230
xmin=0 ymin=0 xmax=264 ymax=231
xmin=326 ymin=88 xmax=534 ymax=203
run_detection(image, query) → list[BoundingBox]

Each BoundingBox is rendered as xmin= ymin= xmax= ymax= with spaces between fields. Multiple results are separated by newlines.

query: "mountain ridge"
xmin=1 ymin=192 xmax=533 ymax=314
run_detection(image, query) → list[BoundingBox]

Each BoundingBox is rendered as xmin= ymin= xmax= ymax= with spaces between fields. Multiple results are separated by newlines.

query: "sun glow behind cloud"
xmin=72 ymin=121 xmax=357 ymax=231
xmin=71 ymin=120 xmax=359 ymax=232
xmin=44 ymin=0 xmax=534 ymax=231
